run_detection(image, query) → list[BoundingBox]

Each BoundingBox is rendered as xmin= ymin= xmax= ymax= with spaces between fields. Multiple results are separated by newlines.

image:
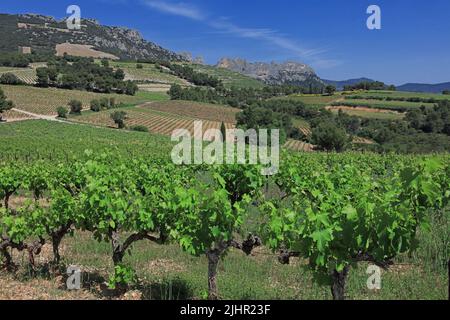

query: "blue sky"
xmin=1 ymin=0 xmax=450 ymax=85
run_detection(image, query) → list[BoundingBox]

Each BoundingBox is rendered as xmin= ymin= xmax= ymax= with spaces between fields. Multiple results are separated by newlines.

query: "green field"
xmin=327 ymin=106 xmax=405 ymax=120
xmin=190 ymin=64 xmax=265 ymax=89
xmin=100 ymin=60 xmax=189 ymax=85
xmin=345 ymin=90 xmax=450 ymax=101
xmin=0 ymin=120 xmax=174 ymax=160
xmin=332 ymin=99 xmax=435 ymax=112
xmin=275 ymin=94 xmax=341 ymax=107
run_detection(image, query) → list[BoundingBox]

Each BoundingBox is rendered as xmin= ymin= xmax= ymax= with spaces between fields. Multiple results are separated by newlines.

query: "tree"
xmin=325 ymin=85 xmax=336 ymax=96
xmin=0 ymin=88 xmax=14 ymax=122
xmin=220 ymin=122 xmax=226 ymax=141
xmin=36 ymin=67 xmax=49 ymax=87
xmin=114 ymin=69 xmax=125 ymax=80
xmin=125 ymin=81 xmax=138 ymax=96
xmin=0 ymin=73 xmax=24 ymax=85
xmin=442 ymin=90 xmax=450 ymax=95
xmin=56 ymin=106 xmax=68 ymax=118
xmin=111 ymin=111 xmax=127 ymax=129
xmin=68 ymin=100 xmax=83 ymax=115
xmin=101 ymin=59 xmax=109 ymax=67
xmin=90 ymin=99 xmax=101 ymax=112
xmin=311 ymin=122 xmax=349 ymax=152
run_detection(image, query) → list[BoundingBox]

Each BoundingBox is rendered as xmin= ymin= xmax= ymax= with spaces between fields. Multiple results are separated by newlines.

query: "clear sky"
xmin=1 ymin=0 xmax=449 ymax=85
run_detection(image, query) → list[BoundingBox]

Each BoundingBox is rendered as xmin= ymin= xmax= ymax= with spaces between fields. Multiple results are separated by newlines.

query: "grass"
xmin=1 ymin=222 xmax=446 ymax=300
xmin=0 ymin=85 xmax=168 ymax=115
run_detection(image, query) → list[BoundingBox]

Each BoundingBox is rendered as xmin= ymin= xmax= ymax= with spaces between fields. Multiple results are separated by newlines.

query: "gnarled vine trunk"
xmin=331 ymin=265 xmax=350 ymax=300
xmin=206 ymin=249 xmax=221 ymax=300
xmin=50 ymin=223 xmax=73 ymax=267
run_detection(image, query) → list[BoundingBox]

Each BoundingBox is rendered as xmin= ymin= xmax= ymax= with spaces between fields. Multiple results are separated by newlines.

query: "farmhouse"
xmin=18 ymin=46 xmax=31 ymax=54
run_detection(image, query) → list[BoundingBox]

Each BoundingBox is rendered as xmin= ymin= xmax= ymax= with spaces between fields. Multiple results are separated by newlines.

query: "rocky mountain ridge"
xmin=0 ymin=13 xmax=185 ymax=61
xmin=216 ymin=57 xmax=324 ymax=87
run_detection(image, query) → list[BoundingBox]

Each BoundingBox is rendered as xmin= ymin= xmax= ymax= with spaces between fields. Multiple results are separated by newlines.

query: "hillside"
xmin=322 ymin=78 xmax=375 ymax=90
xmin=0 ymin=13 xmax=184 ymax=61
xmin=216 ymin=58 xmax=324 ymax=87
xmin=396 ymin=82 xmax=450 ymax=93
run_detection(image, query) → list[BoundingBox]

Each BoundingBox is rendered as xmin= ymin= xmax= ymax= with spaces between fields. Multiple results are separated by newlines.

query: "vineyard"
xmin=108 ymin=61 xmax=190 ymax=85
xmin=0 ymin=85 xmax=167 ymax=115
xmin=284 ymin=139 xmax=314 ymax=152
xmin=331 ymin=99 xmax=435 ymax=112
xmin=325 ymin=106 xmax=405 ymax=120
xmin=138 ymin=100 xmax=240 ymax=124
xmin=0 ymin=67 xmax=36 ymax=84
xmin=0 ymin=119 xmax=449 ymax=300
xmin=69 ymin=106 xmax=236 ymax=140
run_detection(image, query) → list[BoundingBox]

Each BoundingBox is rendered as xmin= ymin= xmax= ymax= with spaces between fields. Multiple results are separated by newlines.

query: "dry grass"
xmin=56 ymin=43 xmax=119 ymax=60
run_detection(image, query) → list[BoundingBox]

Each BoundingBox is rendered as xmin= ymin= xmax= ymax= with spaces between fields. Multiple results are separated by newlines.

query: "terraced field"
xmin=292 ymin=118 xmax=312 ymax=136
xmin=274 ymin=94 xmax=341 ymax=107
xmin=345 ymin=90 xmax=450 ymax=101
xmin=138 ymin=100 xmax=240 ymax=123
xmin=108 ymin=61 xmax=190 ymax=85
xmin=0 ymin=85 xmax=166 ymax=115
xmin=0 ymin=67 xmax=37 ymax=84
xmin=333 ymin=99 xmax=434 ymax=111
xmin=70 ymin=107 xmax=235 ymax=141
xmin=326 ymin=106 xmax=405 ymax=120
xmin=190 ymin=64 xmax=265 ymax=89
xmin=284 ymin=139 xmax=314 ymax=152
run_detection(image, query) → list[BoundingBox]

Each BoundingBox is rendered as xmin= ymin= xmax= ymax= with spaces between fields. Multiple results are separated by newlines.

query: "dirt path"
xmin=11 ymin=108 xmax=65 ymax=122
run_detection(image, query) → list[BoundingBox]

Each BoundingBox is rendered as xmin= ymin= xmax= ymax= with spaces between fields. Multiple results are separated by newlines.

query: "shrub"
xmin=136 ymin=64 xmax=143 ymax=69
xmin=111 ymin=111 xmax=127 ymax=129
xmin=311 ymin=122 xmax=349 ymax=152
xmin=129 ymin=125 xmax=148 ymax=132
xmin=68 ymin=99 xmax=83 ymax=115
xmin=56 ymin=106 xmax=68 ymax=118
xmin=90 ymin=100 xmax=101 ymax=112
xmin=0 ymin=73 xmax=24 ymax=85
xmin=99 ymin=98 xmax=110 ymax=109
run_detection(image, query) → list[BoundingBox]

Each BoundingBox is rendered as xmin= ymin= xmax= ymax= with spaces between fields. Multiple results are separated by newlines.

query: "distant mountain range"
xmin=322 ymin=78 xmax=375 ymax=90
xmin=324 ymin=78 xmax=450 ymax=93
xmin=216 ymin=58 xmax=324 ymax=87
xmin=396 ymin=82 xmax=450 ymax=93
